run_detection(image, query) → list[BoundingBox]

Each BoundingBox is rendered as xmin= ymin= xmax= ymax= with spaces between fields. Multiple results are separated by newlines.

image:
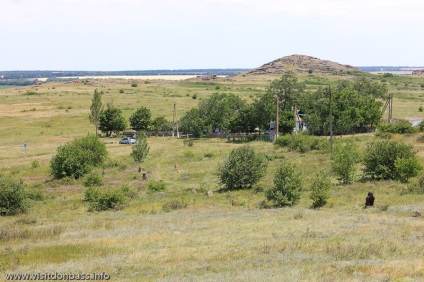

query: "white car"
xmin=119 ymin=137 xmax=136 ymax=144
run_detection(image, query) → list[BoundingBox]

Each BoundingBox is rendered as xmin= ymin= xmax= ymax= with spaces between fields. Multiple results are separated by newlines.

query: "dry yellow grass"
xmin=1 ymin=73 xmax=424 ymax=281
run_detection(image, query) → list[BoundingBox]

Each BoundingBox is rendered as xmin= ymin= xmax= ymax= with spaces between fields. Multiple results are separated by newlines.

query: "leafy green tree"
xmin=150 ymin=116 xmax=172 ymax=134
xmin=331 ymin=139 xmax=361 ymax=184
xmin=251 ymin=93 xmax=275 ymax=137
xmin=267 ymin=71 xmax=305 ymax=111
xmin=363 ymin=140 xmax=422 ymax=182
xmin=131 ymin=132 xmax=150 ymax=171
xmin=88 ymin=89 xmax=103 ymax=136
xmin=50 ymin=135 xmax=108 ymax=179
xmin=99 ymin=103 xmax=127 ymax=136
xmin=179 ymin=108 xmax=206 ymax=137
xmin=198 ymin=93 xmax=245 ymax=131
xmin=218 ymin=145 xmax=268 ymax=190
xmin=279 ymin=110 xmax=295 ymax=134
xmin=0 ymin=175 xmax=30 ymax=216
xmin=266 ymin=160 xmax=302 ymax=207
xmin=300 ymin=78 xmax=384 ymax=135
xmin=310 ymin=170 xmax=331 ymax=208
xmin=130 ymin=107 xmax=151 ymax=132
xmin=227 ymin=104 xmax=256 ymax=133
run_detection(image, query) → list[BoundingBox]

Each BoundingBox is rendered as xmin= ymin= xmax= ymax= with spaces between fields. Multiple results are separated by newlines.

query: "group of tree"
xmin=179 ymin=72 xmax=387 ymax=137
xmin=89 ymin=89 xmax=171 ymax=137
xmin=217 ymin=145 xmax=331 ymax=208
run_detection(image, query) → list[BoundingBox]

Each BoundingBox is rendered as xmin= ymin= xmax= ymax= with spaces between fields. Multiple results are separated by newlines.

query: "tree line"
xmin=179 ymin=72 xmax=387 ymax=137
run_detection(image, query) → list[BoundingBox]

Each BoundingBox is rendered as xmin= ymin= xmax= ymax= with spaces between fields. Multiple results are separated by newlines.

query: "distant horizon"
xmin=2 ymin=66 xmax=424 ymax=72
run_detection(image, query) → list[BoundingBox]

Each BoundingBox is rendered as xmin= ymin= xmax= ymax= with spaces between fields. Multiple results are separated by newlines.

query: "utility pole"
xmin=275 ymin=95 xmax=279 ymax=141
xmin=329 ymin=85 xmax=333 ymax=154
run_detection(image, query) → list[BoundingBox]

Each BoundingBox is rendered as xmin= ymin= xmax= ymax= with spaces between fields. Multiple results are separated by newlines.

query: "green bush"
xmin=148 ymin=180 xmax=166 ymax=192
xmin=218 ymin=145 xmax=268 ymax=190
xmin=404 ymin=174 xmax=424 ymax=194
xmin=183 ymin=139 xmax=194 ymax=147
xmin=377 ymin=120 xmax=418 ymax=134
xmin=275 ymin=133 xmax=328 ymax=153
xmin=265 ymin=160 xmax=302 ymax=207
xmin=85 ymin=186 xmax=126 ymax=211
xmin=310 ymin=170 xmax=331 ymax=208
xmin=131 ymin=81 xmax=138 ymax=87
xmin=50 ymin=135 xmax=108 ymax=179
xmin=363 ymin=140 xmax=422 ymax=182
xmin=31 ymin=160 xmax=40 ymax=169
xmin=274 ymin=135 xmax=292 ymax=148
xmin=0 ymin=175 xmax=30 ymax=216
xmin=419 ymin=121 xmax=424 ymax=132
xmin=331 ymin=140 xmax=361 ymax=184
xmin=83 ymin=172 xmax=103 ymax=187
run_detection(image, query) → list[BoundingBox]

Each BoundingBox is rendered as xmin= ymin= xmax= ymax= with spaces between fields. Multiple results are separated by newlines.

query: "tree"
xmin=218 ymin=145 xmax=268 ymax=190
xmin=99 ymin=103 xmax=127 ymax=136
xmin=279 ymin=110 xmax=295 ymax=134
xmin=198 ymin=93 xmax=245 ymax=131
xmin=131 ymin=132 xmax=150 ymax=171
xmin=331 ymin=139 xmax=361 ymax=184
xmin=363 ymin=140 xmax=422 ymax=182
xmin=150 ymin=116 xmax=172 ymax=134
xmin=227 ymin=104 xmax=256 ymax=133
xmin=88 ymin=89 xmax=103 ymax=136
xmin=179 ymin=108 xmax=206 ymax=137
xmin=267 ymin=71 xmax=305 ymax=111
xmin=0 ymin=175 xmax=30 ymax=216
xmin=266 ymin=160 xmax=302 ymax=207
xmin=310 ymin=170 xmax=331 ymax=208
xmin=50 ymin=135 xmax=108 ymax=179
xmin=129 ymin=107 xmax=151 ymax=132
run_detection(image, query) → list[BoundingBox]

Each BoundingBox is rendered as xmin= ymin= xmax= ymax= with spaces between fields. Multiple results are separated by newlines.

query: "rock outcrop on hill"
xmin=244 ymin=54 xmax=362 ymax=75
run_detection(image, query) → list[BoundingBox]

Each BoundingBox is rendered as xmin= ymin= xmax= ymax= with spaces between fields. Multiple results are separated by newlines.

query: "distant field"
xmin=37 ymin=75 xmax=201 ymax=82
xmin=0 ymin=85 xmax=20 ymax=90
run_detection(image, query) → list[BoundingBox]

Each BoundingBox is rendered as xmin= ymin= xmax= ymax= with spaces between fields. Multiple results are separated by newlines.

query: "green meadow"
xmin=1 ymin=72 xmax=424 ymax=281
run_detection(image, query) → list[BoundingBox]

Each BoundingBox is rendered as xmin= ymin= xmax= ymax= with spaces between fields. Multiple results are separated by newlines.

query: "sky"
xmin=1 ymin=0 xmax=423 ymax=70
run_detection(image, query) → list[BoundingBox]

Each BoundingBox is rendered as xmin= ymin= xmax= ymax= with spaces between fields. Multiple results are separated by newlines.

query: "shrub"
xmin=265 ymin=160 xmax=302 ymax=207
xmin=377 ymin=120 xmax=417 ymax=134
xmin=31 ymin=160 xmax=40 ymax=169
xmin=363 ymin=140 xmax=422 ymax=182
xmin=83 ymin=172 xmax=103 ymax=187
xmin=331 ymin=139 xmax=361 ymax=184
xmin=0 ymin=175 xmax=30 ymax=216
xmin=310 ymin=170 xmax=331 ymax=208
xmin=403 ymin=174 xmax=424 ymax=194
xmin=131 ymin=81 xmax=138 ymax=87
xmin=183 ymin=139 xmax=194 ymax=147
xmin=50 ymin=135 xmax=108 ymax=179
xmin=148 ymin=180 xmax=166 ymax=192
xmin=85 ymin=186 xmax=126 ymax=211
xmin=218 ymin=145 xmax=268 ymax=190
xmin=274 ymin=135 xmax=292 ymax=148
xmin=162 ymin=199 xmax=188 ymax=212
xmin=419 ymin=121 xmax=424 ymax=132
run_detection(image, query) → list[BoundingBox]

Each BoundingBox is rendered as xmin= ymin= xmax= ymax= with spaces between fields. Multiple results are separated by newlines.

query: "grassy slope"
xmin=1 ymin=74 xmax=424 ymax=281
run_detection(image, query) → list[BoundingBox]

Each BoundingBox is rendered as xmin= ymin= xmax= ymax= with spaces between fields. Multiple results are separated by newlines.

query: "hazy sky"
xmin=1 ymin=0 xmax=423 ymax=70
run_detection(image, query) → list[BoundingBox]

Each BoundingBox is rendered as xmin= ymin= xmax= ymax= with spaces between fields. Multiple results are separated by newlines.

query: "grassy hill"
xmin=1 ymin=68 xmax=424 ymax=281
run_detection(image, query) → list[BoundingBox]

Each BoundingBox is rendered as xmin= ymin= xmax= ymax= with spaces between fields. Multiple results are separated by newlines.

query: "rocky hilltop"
xmin=244 ymin=54 xmax=362 ymax=75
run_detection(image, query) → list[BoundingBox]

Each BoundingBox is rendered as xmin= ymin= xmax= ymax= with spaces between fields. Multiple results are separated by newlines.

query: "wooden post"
xmin=329 ymin=85 xmax=333 ymax=154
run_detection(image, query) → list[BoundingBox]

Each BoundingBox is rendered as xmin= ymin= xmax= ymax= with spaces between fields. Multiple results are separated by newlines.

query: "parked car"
xmin=119 ymin=137 xmax=136 ymax=144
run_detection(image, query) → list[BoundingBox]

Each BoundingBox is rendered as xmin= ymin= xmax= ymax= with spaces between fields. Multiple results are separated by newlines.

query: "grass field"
xmin=1 ymin=73 xmax=424 ymax=281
